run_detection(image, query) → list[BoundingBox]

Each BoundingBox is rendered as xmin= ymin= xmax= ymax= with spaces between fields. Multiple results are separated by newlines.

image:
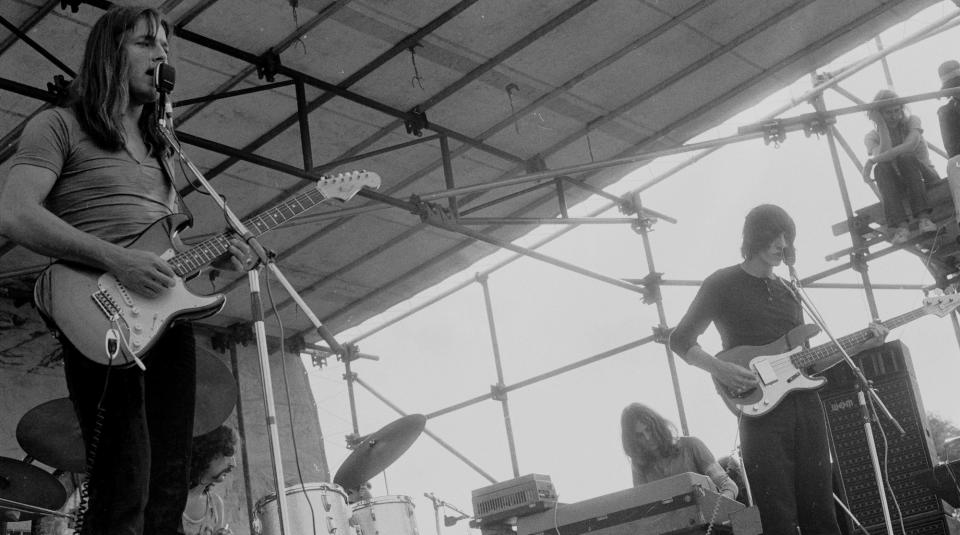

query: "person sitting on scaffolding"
xmin=862 ymin=89 xmax=939 ymax=244
xmin=936 ymin=60 xmax=960 ymax=223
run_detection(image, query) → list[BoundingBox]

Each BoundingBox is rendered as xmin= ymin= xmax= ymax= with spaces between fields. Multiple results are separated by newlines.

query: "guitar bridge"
xmin=92 ymin=290 xmax=121 ymax=321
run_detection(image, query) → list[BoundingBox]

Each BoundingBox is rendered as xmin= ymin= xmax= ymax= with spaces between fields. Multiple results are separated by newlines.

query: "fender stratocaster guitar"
xmin=35 ymin=170 xmax=380 ymax=368
xmin=714 ymin=294 xmax=960 ymax=417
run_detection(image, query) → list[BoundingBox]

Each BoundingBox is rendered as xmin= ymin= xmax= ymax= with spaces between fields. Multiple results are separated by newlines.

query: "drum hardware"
xmin=334 ymin=414 xmax=426 ymax=493
xmin=0 ymin=457 xmax=67 ymax=522
xmin=255 ymin=482 xmax=351 ymax=535
xmin=15 ymin=353 xmax=238 ymax=473
xmin=352 ymin=495 xmax=419 ymax=535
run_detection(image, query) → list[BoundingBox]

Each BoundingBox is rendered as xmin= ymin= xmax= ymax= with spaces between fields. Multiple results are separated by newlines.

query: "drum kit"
xmin=0 ymin=351 xmax=238 ymax=531
xmin=255 ymin=414 xmax=427 ymax=535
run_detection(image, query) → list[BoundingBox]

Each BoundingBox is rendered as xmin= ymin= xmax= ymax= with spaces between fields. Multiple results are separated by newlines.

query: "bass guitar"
xmin=714 ymin=293 xmax=960 ymax=417
xmin=35 ymin=170 xmax=380 ymax=368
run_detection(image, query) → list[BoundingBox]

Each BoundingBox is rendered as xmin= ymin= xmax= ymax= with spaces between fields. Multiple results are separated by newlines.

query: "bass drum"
xmin=256 ymin=482 xmax=351 ymax=535
xmin=352 ymin=495 xmax=418 ymax=535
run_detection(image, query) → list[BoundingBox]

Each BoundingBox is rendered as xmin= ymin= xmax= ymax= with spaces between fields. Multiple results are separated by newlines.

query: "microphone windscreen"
xmin=783 ymin=244 xmax=796 ymax=267
xmin=155 ymin=62 xmax=176 ymax=93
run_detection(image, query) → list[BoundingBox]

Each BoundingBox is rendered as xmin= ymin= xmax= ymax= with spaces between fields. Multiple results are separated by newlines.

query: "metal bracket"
xmin=525 ymin=154 xmax=547 ymax=174
xmin=636 ymin=272 xmax=663 ymax=305
xmin=405 ymin=106 xmax=429 ymax=137
xmin=256 ymin=48 xmax=282 ymax=83
xmin=340 ymin=343 xmax=360 ymax=363
xmin=410 ymin=194 xmax=451 ymax=224
xmin=59 ymin=0 xmax=82 ymax=13
xmin=631 ymin=216 xmax=656 ymax=234
xmin=46 ymin=74 xmax=71 ymax=107
xmin=850 ymin=252 xmax=869 ymax=274
xmin=802 ymin=115 xmax=831 ymax=138
xmin=652 ymin=325 xmax=672 ymax=345
xmin=490 ymin=383 xmax=508 ymax=402
xmin=761 ymin=120 xmax=786 ymax=147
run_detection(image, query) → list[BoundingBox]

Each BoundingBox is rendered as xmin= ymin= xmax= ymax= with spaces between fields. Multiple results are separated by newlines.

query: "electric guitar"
xmin=714 ymin=294 xmax=960 ymax=417
xmin=34 ymin=170 xmax=381 ymax=368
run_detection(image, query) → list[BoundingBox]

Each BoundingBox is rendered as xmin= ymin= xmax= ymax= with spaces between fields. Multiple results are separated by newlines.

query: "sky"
xmin=299 ymin=4 xmax=960 ymax=534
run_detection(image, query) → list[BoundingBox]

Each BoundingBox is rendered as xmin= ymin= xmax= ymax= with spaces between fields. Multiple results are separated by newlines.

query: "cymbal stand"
xmin=788 ymin=267 xmax=903 ymax=535
xmin=157 ymin=123 xmax=337 ymax=535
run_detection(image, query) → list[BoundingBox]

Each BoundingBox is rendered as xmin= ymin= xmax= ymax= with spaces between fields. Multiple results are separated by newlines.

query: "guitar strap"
xmin=157 ymin=152 xmax=195 ymax=227
xmin=776 ymin=276 xmax=811 ymax=350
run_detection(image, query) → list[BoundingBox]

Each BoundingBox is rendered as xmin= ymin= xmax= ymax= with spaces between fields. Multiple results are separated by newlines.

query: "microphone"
xmin=154 ymin=62 xmax=176 ymax=129
xmin=783 ymin=244 xmax=800 ymax=283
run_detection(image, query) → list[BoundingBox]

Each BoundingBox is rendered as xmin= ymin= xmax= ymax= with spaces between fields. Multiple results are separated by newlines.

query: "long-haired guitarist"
xmin=0 ymin=6 xmax=254 ymax=534
xmin=668 ymin=205 xmax=885 ymax=535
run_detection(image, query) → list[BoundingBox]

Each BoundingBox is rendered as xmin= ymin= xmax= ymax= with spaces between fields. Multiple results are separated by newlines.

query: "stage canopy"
xmin=0 ymin=0 xmax=941 ymax=349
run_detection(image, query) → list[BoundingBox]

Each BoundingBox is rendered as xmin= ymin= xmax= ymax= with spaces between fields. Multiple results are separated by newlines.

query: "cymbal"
xmin=334 ymin=414 xmax=426 ymax=490
xmin=193 ymin=351 xmax=238 ymax=436
xmin=16 ymin=398 xmax=85 ymax=473
xmin=16 ymin=353 xmax=238 ymax=472
xmin=0 ymin=456 xmax=66 ymax=521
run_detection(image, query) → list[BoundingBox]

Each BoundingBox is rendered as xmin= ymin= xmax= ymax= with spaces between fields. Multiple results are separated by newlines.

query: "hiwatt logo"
xmin=829 ymin=399 xmax=856 ymax=412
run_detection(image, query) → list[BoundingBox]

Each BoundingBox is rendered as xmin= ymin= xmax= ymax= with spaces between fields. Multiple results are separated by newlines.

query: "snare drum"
xmin=256 ymin=482 xmax=351 ymax=535
xmin=352 ymin=495 xmax=418 ymax=535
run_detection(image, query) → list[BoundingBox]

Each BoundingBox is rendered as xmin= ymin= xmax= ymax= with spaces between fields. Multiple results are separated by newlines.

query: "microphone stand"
xmin=155 ymin=84 xmax=346 ymax=535
xmin=786 ymin=264 xmax=903 ymax=535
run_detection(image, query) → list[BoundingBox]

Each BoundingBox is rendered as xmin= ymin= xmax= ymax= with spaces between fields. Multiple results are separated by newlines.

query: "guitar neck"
xmin=790 ymin=307 xmax=925 ymax=369
xmin=168 ymin=187 xmax=330 ymax=277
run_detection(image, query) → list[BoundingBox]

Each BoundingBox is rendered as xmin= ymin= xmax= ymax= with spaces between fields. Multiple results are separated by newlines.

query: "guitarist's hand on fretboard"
xmin=809 ymin=322 xmax=889 ymax=376
xmin=211 ymin=236 xmax=258 ymax=272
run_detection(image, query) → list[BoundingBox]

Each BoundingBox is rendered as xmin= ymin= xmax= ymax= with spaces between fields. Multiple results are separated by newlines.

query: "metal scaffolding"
xmin=3 ymin=0 xmax=960 ymax=517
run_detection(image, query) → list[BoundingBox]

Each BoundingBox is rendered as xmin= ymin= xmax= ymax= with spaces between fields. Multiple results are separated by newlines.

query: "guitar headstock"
xmin=316 ymin=170 xmax=382 ymax=202
xmin=922 ymin=293 xmax=960 ymax=317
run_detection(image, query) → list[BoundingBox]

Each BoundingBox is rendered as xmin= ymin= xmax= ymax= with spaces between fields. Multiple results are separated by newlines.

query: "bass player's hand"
xmin=712 ymin=359 xmax=758 ymax=394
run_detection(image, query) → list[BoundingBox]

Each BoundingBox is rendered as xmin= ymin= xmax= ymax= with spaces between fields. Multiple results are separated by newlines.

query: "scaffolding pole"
xmin=476 ymin=273 xmax=521 ymax=478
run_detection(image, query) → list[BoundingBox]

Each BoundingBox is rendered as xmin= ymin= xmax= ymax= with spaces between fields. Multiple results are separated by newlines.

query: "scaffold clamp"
xmin=256 ymin=48 xmax=282 ymax=83
xmin=802 ymin=114 xmax=831 ymax=138
xmin=636 ymin=272 xmax=663 ymax=304
xmin=850 ymin=252 xmax=869 ymax=274
xmin=490 ymin=383 xmax=508 ymax=402
xmin=405 ymin=106 xmax=429 ymax=137
xmin=46 ymin=75 xmax=71 ymax=107
xmin=652 ymin=325 xmax=673 ymax=345
xmin=410 ymin=194 xmax=452 ymax=224
xmin=761 ymin=121 xmax=786 ymax=147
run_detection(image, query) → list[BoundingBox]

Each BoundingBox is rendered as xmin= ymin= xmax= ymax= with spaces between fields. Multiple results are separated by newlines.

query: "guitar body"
xmin=36 ymin=214 xmax=225 ymax=367
xmin=713 ymin=324 xmax=825 ymax=417
xmin=32 ymin=169 xmax=381 ymax=368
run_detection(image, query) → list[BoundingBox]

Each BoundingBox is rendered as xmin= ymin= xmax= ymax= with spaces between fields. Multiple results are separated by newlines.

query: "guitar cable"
xmin=73 ymin=359 xmax=113 ymax=533
xmin=263 ymin=272 xmax=321 ymax=535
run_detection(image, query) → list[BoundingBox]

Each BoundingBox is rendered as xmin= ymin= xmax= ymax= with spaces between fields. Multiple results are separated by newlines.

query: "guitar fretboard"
xmin=168 ymin=186 xmax=332 ymax=277
xmin=789 ymin=307 xmax=926 ymax=369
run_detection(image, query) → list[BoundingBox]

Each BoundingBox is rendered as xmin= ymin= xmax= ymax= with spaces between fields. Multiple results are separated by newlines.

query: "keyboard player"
xmin=620 ymin=402 xmax=738 ymax=500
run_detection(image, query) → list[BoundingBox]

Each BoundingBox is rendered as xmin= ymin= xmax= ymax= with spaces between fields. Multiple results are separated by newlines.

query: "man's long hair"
xmin=68 ymin=5 xmax=169 ymax=155
xmin=189 ymin=426 xmax=238 ymax=489
xmin=620 ymin=403 xmax=679 ymax=468
xmin=740 ymin=204 xmax=795 ymax=260
xmin=867 ymin=89 xmax=914 ymax=143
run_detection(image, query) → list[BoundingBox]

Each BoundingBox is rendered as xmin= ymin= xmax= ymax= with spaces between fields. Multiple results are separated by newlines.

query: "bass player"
xmin=668 ymin=204 xmax=886 ymax=534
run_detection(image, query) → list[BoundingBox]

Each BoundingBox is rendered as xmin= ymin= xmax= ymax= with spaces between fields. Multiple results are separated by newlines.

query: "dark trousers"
xmin=64 ymin=323 xmax=196 ymax=535
xmin=740 ymin=391 xmax=840 ymax=535
xmin=874 ymin=155 xmax=937 ymax=227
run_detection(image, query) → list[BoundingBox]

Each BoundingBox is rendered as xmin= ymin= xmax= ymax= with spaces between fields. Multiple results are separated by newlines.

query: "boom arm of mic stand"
xmin=261 ymin=258 xmax=345 ymax=355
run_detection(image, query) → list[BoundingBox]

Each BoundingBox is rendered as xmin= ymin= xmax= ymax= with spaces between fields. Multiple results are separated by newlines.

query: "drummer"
xmin=183 ymin=426 xmax=238 ymax=535
xmin=346 ymin=482 xmax=374 ymax=504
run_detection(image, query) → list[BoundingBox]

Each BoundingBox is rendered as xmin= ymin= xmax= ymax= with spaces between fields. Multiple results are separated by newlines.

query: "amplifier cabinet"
xmin=819 ymin=341 xmax=950 ymax=533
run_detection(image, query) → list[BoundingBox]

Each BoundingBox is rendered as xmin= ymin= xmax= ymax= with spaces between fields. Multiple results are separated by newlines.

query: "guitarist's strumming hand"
xmin=105 ymin=246 xmax=176 ymax=297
